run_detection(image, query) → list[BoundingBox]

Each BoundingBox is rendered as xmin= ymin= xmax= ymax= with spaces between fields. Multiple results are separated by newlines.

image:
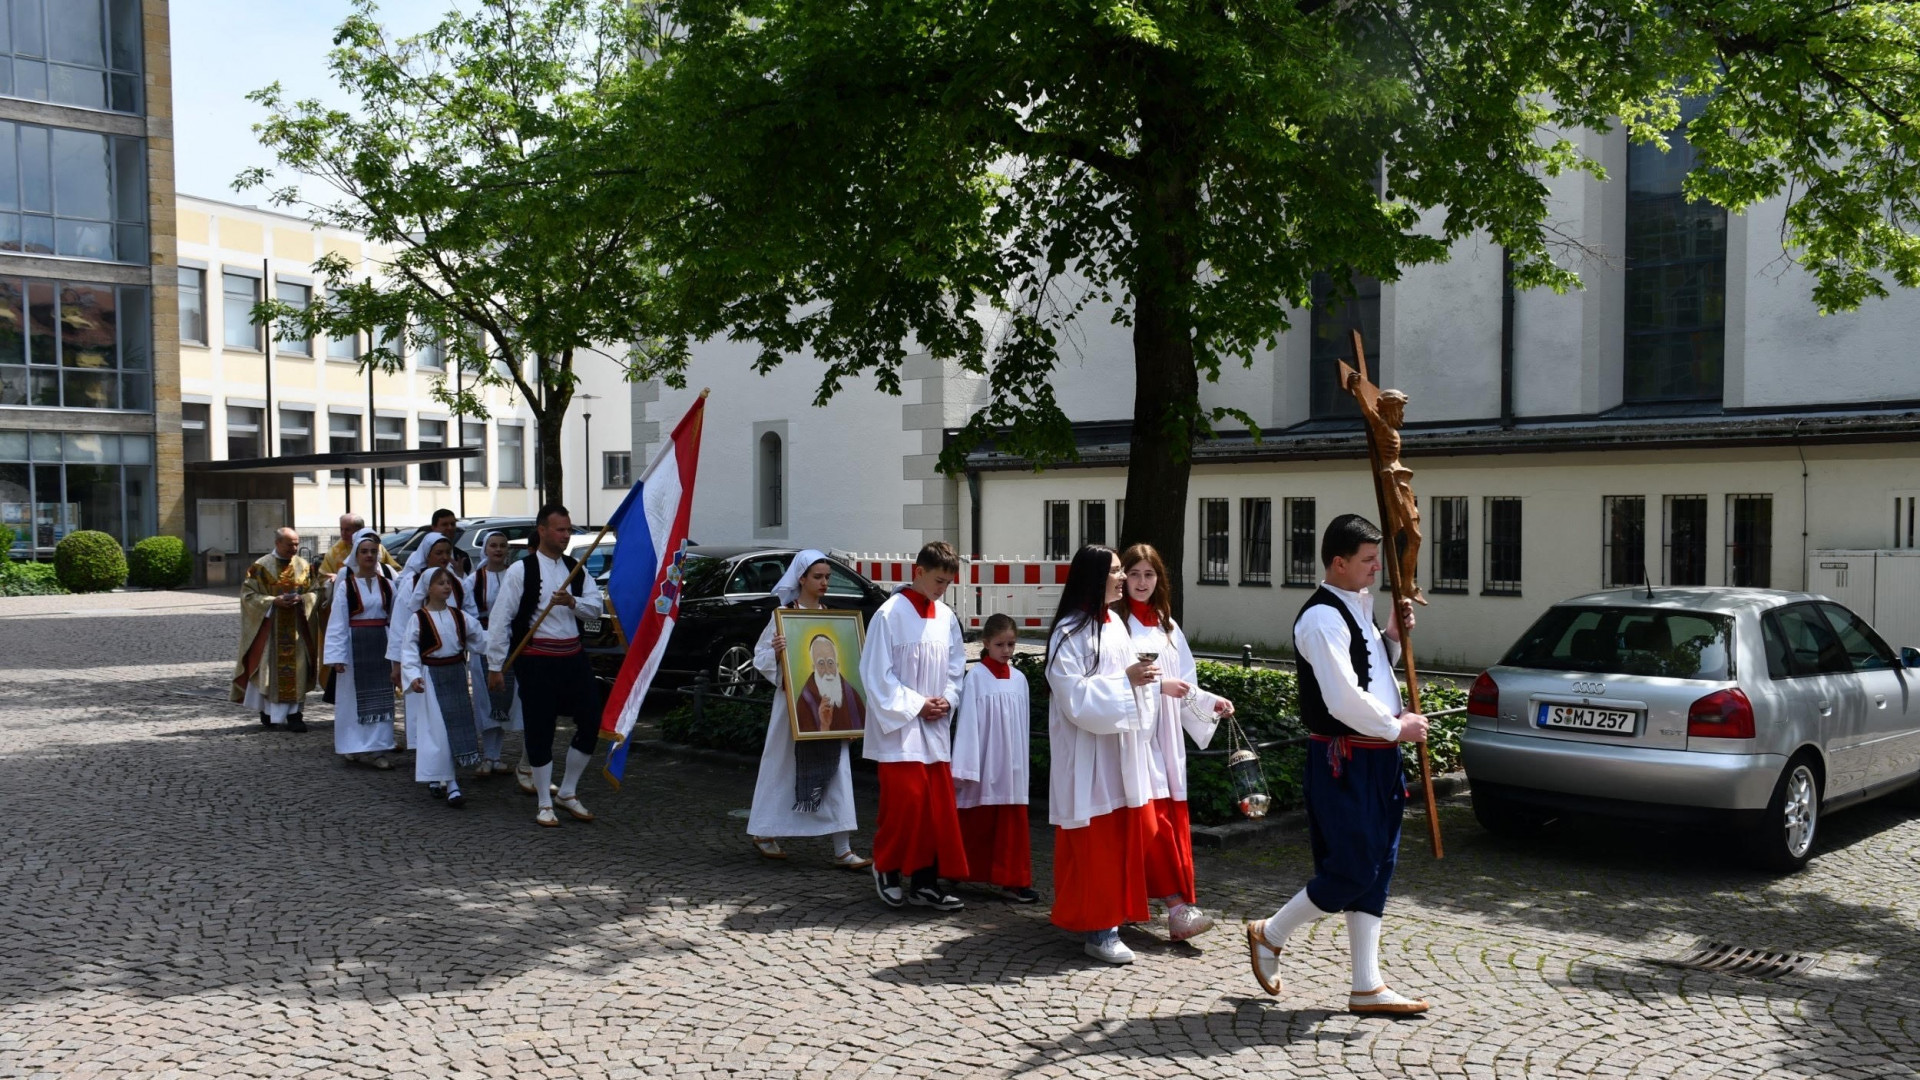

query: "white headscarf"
xmin=772 ymin=549 xmax=831 ymax=607
xmin=403 ymin=530 xmax=454 ymax=576
xmin=348 ymin=527 xmax=382 ymax=571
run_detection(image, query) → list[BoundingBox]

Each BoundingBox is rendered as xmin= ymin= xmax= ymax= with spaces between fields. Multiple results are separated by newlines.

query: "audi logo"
xmin=1570 ymin=681 xmax=1607 ymax=696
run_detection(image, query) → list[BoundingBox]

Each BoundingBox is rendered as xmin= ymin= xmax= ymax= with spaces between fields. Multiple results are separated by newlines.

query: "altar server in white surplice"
xmin=950 ymin=613 xmax=1036 ymax=903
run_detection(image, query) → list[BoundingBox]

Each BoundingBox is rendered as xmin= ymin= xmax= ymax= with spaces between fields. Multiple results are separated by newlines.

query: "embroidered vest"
xmin=509 ymin=553 xmax=583 ymax=646
xmin=1292 ymin=586 xmax=1377 ymax=738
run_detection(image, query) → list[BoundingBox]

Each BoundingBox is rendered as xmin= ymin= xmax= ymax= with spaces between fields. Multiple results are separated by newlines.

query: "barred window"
xmin=1431 ymin=496 xmax=1468 ymax=593
xmin=1484 ymin=497 xmax=1522 ymax=596
xmin=1080 ymin=500 xmax=1107 ymax=548
xmin=1727 ymin=494 xmax=1773 ymax=587
xmin=1042 ymin=500 xmax=1070 ymax=561
xmin=1240 ymin=498 xmax=1272 ymax=584
xmin=1199 ymin=498 xmax=1230 ymax=584
xmin=1664 ymin=495 xmax=1707 ymax=585
xmin=1602 ymin=496 xmax=1647 ymax=589
xmin=1284 ymin=497 xmax=1317 ymax=586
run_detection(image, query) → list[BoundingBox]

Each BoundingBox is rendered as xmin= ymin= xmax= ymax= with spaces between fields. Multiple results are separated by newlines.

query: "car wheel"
xmin=1471 ymin=787 xmax=1554 ymax=839
xmin=1749 ymin=755 xmax=1822 ymax=873
xmin=714 ymin=643 xmax=763 ymax=698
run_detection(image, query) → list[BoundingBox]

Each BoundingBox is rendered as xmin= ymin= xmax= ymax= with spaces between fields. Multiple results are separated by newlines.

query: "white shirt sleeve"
xmin=483 ymin=562 xmax=527 ymax=672
xmin=324 ymin=578 xmax=352 ymax=666
xmin=572 ymin=559 xmax=605 ymax=620
xmin=1166 ymin=621 xmax=1222 ymax=748
xmin=943 ymin=611 xmax=965 ymax=704
xmin=950 ymin=664 xmax=988 ymax=783
xmin=384 ymin=572 xmax=415 ymax=663
xmin=1045 ymin=617 xmax=1139 ymax=736
xmin=400 ymin=611 xmax=426 ymax=686
xmin=752 ymin=613 xmax=781 ymax=684
xmin=859 ymin=606 xmax=926 ymax=735
xmin=1294 ymin=606 xmax=1403 ymax=740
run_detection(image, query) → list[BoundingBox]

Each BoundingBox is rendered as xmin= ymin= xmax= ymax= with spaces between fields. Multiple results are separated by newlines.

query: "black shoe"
xmin=873 ymin=869 xmax=906 ymax=909
xmin=287 ymin=714 xmax=307 ymax=733
xmin=446 ymin=790 xmax=465 ymax=808
xmin=907 ymin=886 xmax=964 ymax=911
xmin=259 ymin=712 xmax=271 ymax=727
xmin=428 ymin=782 xmax=446 ymax=800
xmin=1005 ymin=887 xmax=1040 ymax=904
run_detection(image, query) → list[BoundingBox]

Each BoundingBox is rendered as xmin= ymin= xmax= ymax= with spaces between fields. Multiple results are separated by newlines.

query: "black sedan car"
xmin=582 ymin=546 xmax=893 ymax=694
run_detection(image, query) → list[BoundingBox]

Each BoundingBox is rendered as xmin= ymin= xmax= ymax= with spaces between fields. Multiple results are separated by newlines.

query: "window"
xmin=415 ymin=329 xmax=445 ymax=371
xmin=1308 ymin=273 xmax=1378 ymax=419
xmin=1431 ymin=496 xmax=1468 ymax=593
xmin=1727 ymin=494 xmax=1773 ymax=587
xmin=2 ymin=0 xmax=143 ymax=113
xmin=177 ymin=268 xmax=205 ymax=345
xmin=0 ymin=122 xmax=146 ymax=262
xmin=326 ymin=325 xmax=358 ymax=361
xmin=1763 ymin=604 xmax=1852 ymax=679
xmin=418 ymin=419 xmax=446 ymax=484
xmin=0 ymin=431 xmax=153 ymax=554
xmin=328 ymin=412 xmax=361 ymax=485
xmin=1284 ymin=497 xmax=1317 ymax=586
xmin=222 ymin=273 xmax=260 ymax=350
xmin=461 ymin=420 xmax=486 ymax=486
xmin=1625 ymin=96 xmax=1726 ymax=403
xmin=825 ymin=561 xmax=869 ymax=600
xmin=1198 ymin=498 xmax=1229 ymax=584
xmin=1663 ymin=495 xmax=1708 ymax=586
xmin=1042 ymin=500 xmax=1069 ymax=560
xmin=277 ymin=407 xmax=312 ymax=482
xmin=1240 ymin=497 xmax=1272 ymax=584
xmin=374 ymin=415 xmax=405 ymax=482
xmin=1896 ymin=495 xmax=1918 ymax=549
xmin=498 ymin=424 xmax=525 ymax=487
xmin=1503 ymin=605 xmax=1733 ymax=681
xmin=375 ymin=325 xmax=403 ymax=365
xmin=757 ymin=430 xmax=782 ymax=528
xmin=0 ymin=278 xmax=148 ymax=410
xmin=1080 ymin=499 xmax=1106 ymax=548
xmin=1817 ymin=602 xmax=1896 ymax=672
xmin=224 ymin=405 xmax=261 ymax=460
xmin=1602 ymin=496 xmax=1647 ymax=589
xmin=1483 ymin=497 xmax=1522 ymax=595
xmin=274 ymin=281 xmax=311 ymax=356
xmin=180 ymin=402 xmax=209 ymax=464
xmin=602 ymin=449 xmax=630 ymax=489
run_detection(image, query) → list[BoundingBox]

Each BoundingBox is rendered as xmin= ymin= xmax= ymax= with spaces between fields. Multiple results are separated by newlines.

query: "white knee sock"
xmin=532 ymin=763 xmax=554 ymax=809
xmin=832 ymin=831 xmax=852 ymax=857
xmin=1347 ymin=911 xmax=1383 ymax=993
xmin=1264 ymin=888 xmax=1333 ymax=949
xmin=446 ymin=780 xmax=462 ymax=800
xmin=558 ymin=747 xmax=591 ymax=799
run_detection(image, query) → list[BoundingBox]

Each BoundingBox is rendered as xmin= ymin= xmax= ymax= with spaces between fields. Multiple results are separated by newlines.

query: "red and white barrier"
xmin=837 ymin=552 xmax=1073 ymax=632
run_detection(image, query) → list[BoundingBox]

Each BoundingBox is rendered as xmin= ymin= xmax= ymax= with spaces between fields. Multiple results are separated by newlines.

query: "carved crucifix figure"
xmin=1360 ymin=384 xmax=1425 ymax=606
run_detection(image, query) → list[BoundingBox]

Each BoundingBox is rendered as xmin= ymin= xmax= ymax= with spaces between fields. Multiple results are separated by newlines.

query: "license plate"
xmin=579 ymin=615 xmax=602 ymax=635
xmin=1536 ymin=703 xmax=1638 ymax=735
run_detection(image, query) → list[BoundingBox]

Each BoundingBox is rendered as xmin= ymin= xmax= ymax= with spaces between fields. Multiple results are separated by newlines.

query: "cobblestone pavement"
xmin=3 ymin=589 xmax=1918 ymax=1079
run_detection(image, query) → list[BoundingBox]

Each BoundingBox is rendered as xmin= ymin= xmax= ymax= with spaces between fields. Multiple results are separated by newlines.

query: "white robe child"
xmin=1123 ymin=613 xmax=1224 ymax=802
xmin=1046 ymin=612 xmax=1153 ymax=830
xmin=401 ymin=606 xmax=488 ymax=784
xmin=325 ymin=573 xmax=399 ymax=757
xmin=950 ymin=661 xmax=1030 ymax=808
xmin=746 ymin=608 xmax=858 ymax=837
xmin=860 ymin=592 xmax=966 ymax=765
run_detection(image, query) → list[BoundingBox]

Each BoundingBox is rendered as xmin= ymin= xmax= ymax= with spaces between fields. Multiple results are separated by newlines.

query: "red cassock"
xmin=1143 ymin=796 xmax=1197 ymax=905
xmin=957 ymin=804 xmax=1031 ymax=888
xmin=872 ymin=761 xmax=970 ymax=879
xmin=1049 ymin=804 xmax=1155 ymax=932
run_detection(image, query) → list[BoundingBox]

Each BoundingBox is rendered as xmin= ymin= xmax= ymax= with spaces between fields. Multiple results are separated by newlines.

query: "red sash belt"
xmin=348 ymin=618 xmax=387 ymax=628
xmin=424 ymin=653 xmax=467 ymax=667
xmin=522 ymin=636 xmax=582 ymax=658
xmin=1309 ymin=732 xmax=1399 ymax=779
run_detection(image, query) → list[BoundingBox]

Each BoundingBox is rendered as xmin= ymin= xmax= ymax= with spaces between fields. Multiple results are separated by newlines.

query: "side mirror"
xmin=1903 ymin=647 xmax=1920 ymax=670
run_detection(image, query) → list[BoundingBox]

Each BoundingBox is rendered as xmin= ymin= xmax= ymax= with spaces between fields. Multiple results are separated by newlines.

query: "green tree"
xmin=240 ymin=0 xmax=667 ymax=506
xmin=632 ymin=0 xmax=1919 ymax=612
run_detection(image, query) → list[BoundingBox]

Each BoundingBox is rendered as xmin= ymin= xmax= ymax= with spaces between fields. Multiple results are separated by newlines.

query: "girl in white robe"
xmin=401 ymin=567 xmax=488 ymax=807
xmin=463 ymin=531 xmax=527 ymax=783
xmin=950 ymin=613 xmax=1035 ymax=901
xmin=746 ymin=549 xmax=868 ymax=868
xmin=325 ymin=528 xmax=398 ymax=767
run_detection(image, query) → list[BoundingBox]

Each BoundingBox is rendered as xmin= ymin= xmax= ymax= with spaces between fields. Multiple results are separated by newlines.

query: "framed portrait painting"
xmin=775 ymin=609 xmax=867 ymax=741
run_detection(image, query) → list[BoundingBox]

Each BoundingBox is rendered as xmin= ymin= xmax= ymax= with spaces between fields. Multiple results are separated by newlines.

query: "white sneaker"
xmin=1084 ymin=930 xmax=1134 ymax=965
xmin=1168 ymin=904 xmax=1216 ymax=941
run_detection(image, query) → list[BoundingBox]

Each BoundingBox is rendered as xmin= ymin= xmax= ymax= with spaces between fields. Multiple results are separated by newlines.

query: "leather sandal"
xmin=752 ymin=837 xmax=787 ymax=860
xmin=828 ymin=850 xmax=871 ymax=870
xmin=535 ymin=806 xmax=561 ymax=828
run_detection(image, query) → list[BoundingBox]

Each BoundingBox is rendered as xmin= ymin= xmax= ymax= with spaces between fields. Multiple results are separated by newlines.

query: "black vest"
xmin=509 ymin=552 xmax=583 ymax=647
xmin=1292 ymin=585 xmax=1377 ymax=738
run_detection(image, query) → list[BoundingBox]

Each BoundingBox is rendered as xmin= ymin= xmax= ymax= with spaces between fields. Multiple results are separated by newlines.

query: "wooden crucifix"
xmin=1340 ymin=329 xmax=1443 ymax=859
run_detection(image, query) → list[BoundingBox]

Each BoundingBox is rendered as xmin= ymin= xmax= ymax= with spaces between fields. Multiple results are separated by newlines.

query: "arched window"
xmin=758 ymin=430 xmax=783 ymax=528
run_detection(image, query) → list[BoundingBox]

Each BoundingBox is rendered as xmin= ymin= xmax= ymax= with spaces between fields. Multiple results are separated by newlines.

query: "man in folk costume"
xmin=232 ymin=527 xmax=320 ymax=732
xmin=483 ymin=504 xmax=606 ymax=828
xmin=859 ymin=541 xmax=969 ymax=911
xmin=314 ymin=513 xmax=398 ymax=699
xmin=1246 ymin=514 xmax=1431 ymax=1016
xmin=746 ymin=550 xmax=871 ymax=869
xmin=325 ymin=528 xmax=398 ymax=769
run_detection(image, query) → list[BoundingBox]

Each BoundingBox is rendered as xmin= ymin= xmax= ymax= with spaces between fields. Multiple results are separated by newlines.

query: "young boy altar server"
xmin=950 ymin=613 xmax=1037 ymax=903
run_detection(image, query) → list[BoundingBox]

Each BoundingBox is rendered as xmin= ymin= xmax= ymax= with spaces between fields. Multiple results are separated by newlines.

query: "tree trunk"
xmin=533 ymin=373 xmax=570 ymax=514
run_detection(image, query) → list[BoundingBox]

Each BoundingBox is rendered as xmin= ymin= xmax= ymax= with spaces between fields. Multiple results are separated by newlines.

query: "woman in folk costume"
xmin=1046 ymin=544 xmax=1160 ymax=965
xmin=949 ymin=613 xmax=1037 ymax=903
xmin=325 ymin=528 xmax=399 ymax=770
xmin=401 ymin=567 xmax=489 ymax=807
xmin=1119 ymin=543 xmax=1235 ymax=944
xmin=860 ymin=541 xmax=969 ymax=912
xmin=745 ymin=550 xmax=871 ymax=869
xmin=464 ymin=531 xmax=530 ymax=787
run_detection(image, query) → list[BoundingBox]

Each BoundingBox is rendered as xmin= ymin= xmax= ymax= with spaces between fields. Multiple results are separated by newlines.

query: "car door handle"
xmin=1817 ymin=701 xmax=1833 ymax=716
xmin=1874 ymin=695 xmax=1887 ymax=709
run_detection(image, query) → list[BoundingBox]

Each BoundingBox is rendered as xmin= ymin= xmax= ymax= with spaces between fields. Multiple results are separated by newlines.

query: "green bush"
xmin=0 ymin=560 xmax=66 ymax=597
xmin=660 ymin=694 xmax=774 ymax=751
xmin=128 ymin=535 xmax=193 ymax=589
xmin=0 ymin=523 xmax=14 ymax=566
xmin=53 ymin=530 xmax=128 ymax=593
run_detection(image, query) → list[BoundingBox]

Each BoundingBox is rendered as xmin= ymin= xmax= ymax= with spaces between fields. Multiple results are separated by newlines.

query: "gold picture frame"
xmin=775 ymin=609 xmax=868 ymax=741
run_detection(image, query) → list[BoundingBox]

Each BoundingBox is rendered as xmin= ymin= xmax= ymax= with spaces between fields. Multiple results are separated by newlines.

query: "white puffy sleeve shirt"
xmin=1046 ymin=612 xmax=1153 ymax=829
xmin=858 ymin=593 xmax=965 ymax=764
xmin=1293 ymin=583 xmax=1404 ymax=740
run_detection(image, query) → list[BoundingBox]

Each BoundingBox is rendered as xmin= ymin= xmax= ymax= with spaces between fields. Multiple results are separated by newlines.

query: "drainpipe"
xmin=1500 ymin=247 xmax=1516 ymax=428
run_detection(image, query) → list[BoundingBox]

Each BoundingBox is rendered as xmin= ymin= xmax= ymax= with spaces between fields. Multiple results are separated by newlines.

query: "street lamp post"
xmin=578 ymin=392 xmax=600 ymax=525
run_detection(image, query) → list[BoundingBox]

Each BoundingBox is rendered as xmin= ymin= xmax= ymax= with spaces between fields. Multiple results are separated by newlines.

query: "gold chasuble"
xmin=232 ymin=553 xmax=320 ymax=705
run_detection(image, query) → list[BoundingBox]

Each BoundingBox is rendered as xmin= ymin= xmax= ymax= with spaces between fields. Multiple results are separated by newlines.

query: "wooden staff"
xmin=504 ymin=519 xmax=615 ymax=670
xmin=1343 ymin=329 xmax=1444 ymax=859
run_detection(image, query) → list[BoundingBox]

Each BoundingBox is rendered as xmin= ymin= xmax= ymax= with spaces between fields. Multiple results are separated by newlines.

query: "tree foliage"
xmin=239 ymin=0 xmax=669 ymax=501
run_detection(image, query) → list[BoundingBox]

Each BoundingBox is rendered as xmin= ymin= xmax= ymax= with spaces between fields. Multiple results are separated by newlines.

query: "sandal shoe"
xmin=474 ymin=760 xmax=495 ymax=777
xmin=828 ymin=850 xmax=871 ymax=870
xmin=516 ymin=766 xmax=535 ymax=796
xmin=1348 ymin=986 xmax=1429 ymax=1016
xmin=369 ymin=755 xmax=393 ymax=771
xmin=752 ymin=838 xmax=788 ymax=860
xmin=535 ymin=806 xmax=561 ymax=828
xmin=553 ymin=793 xmax=594 ymax=822
xmin=1246 ymin=921 xmax=1284 ymax=996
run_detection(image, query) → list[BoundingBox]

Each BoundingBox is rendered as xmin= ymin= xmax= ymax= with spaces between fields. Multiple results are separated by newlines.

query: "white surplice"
xmin=400 ymin=606 xmax=488 ymax=784
xmin=950 ymin=661 xmax=1030 ymax=808
xmin=1046 ymin=612 xmax=1153 ymax=830
xmin=746 ymin=607 xmax=858 ymax=837
xmin=859 ymin=592 xmax=965 ymax=765
xmin=325 ymin=573 xmax=398 ymax=756
xmin=1123 ymin=613 xmax=1224 ymax=802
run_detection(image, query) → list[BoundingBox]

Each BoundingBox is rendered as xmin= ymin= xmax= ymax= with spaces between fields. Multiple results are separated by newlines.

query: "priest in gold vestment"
xmin=232 ymin=527 xmax=320 ymax=731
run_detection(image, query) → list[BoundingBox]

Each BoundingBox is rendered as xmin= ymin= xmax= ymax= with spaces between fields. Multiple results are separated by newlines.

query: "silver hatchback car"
xmin=1462 ymin=587 xmax=1920 ymax=870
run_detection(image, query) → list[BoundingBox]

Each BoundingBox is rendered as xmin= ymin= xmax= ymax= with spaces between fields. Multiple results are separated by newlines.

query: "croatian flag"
xmin=599 ymin=391 xmax=708 ymax=787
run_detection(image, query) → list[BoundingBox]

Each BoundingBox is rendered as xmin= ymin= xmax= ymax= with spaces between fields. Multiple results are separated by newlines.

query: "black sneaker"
xmin=428 ymin=782 xmax=447 ymax=800
xmin=446 ymin=790 xmax=466 ymax=808
xmin=287 ymin=714 xmax=308 ymax=733
xmin=873 ymin=869 xmax=906 ymax=909
xmin=259 ymin=712 xmax=271 ymax=727
xmin=1004 ymin=887 xmax=1040 ymax=904
xmin=907 ymin=886 xmax=964 ymax=911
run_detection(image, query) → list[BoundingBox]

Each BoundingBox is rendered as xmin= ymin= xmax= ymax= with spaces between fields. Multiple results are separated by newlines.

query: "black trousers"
xmin=512 ymin=650 xmax=602 ymax=768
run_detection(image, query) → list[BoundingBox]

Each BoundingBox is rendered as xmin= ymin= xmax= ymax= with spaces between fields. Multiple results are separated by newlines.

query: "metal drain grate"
xmin=1655 ymin=940 xmax=1818 ymax=979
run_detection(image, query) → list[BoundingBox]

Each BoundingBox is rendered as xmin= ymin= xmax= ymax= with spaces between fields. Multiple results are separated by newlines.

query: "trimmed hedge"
xmin=0 ymin=523 xmax=13 ymax=564
xmin=660 ymin=652 xmax=1469 ymax=827
xmin=129 ymin=535 xmax=193 ymax=589
xmin=54 ymin=530 xmax=127 ymax=593
xmin=0 ymin=560 xmax=66 ymax=596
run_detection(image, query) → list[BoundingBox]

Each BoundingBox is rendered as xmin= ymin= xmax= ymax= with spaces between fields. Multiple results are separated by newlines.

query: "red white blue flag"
xmin=599 ymin=390 xmax=707 ymax=787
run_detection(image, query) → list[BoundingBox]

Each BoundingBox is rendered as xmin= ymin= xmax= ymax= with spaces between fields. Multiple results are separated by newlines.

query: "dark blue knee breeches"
xmin=1303 ymin=741 xmax=1405 ymax=918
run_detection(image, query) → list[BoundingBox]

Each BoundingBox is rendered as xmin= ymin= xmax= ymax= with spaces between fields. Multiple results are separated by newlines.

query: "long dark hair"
xmin=1046 ymin=545 xmax=1117 ymax=669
